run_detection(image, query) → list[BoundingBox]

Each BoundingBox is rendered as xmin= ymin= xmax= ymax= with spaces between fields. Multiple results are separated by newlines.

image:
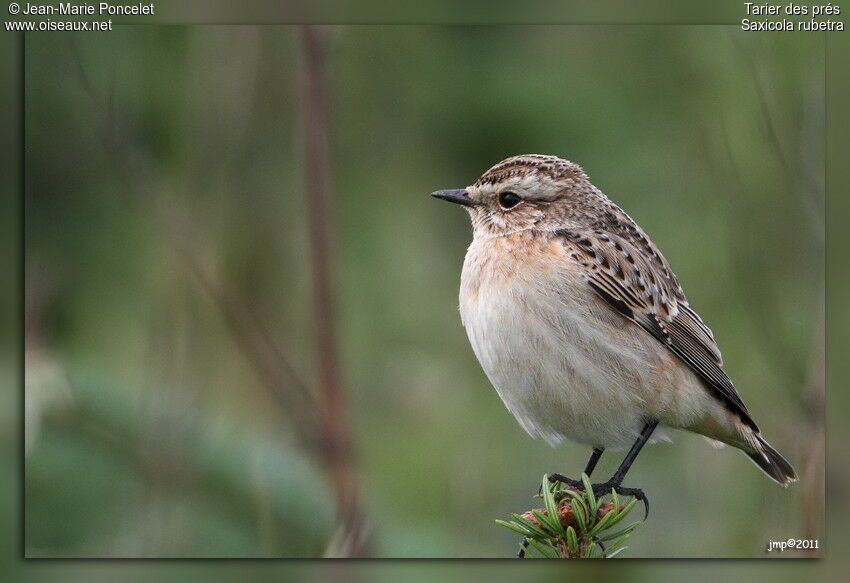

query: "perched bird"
xmin=432 ymin=154 xmax=797 ymax=510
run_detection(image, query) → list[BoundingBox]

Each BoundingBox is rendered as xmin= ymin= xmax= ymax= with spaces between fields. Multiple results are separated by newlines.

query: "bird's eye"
xmin=498 ymin=192 xmax=521 ymax=210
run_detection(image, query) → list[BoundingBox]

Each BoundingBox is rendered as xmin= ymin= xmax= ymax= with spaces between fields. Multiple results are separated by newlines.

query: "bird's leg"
xmin=518 ymin=447 xmax=605 ymax=558
xmin=590 ymin=420 xmax=658 ymax=519
xmin=584 ymin=446 xmax=605 ymax=476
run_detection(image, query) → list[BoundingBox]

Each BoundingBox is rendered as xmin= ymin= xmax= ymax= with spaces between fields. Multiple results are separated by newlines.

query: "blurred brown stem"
xmin=300 ymin=25 xmax=366 ymax=555
xmin=71 ymin=31 xmax=370 ymax=555
xmin=68 ymin=38 xmax=318 ymax=451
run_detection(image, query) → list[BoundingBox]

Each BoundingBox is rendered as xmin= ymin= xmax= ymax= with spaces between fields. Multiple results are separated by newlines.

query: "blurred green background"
xmin=24 ymin=25 xmax=824 ymax=558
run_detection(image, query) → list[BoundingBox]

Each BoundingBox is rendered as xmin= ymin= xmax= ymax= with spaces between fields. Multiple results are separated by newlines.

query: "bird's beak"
xmin=431 ymin=189 xmax=475 ymax=207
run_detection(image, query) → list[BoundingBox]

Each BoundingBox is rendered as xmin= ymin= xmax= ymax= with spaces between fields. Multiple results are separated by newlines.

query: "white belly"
xmin=458 ymin=236 xmax=723 ymax=449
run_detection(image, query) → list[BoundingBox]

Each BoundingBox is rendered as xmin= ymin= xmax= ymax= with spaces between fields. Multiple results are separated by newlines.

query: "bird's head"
xmin=431 ymin=154 xmax=596 ymax=238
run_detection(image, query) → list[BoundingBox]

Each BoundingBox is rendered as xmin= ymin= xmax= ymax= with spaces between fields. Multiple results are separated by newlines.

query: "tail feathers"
xmin=745 ymin=434 xmax=798 ymax=487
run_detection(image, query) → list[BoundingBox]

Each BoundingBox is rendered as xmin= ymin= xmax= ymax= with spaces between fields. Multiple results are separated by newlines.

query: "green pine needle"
xmin=496 ymin=473 xmax=644 ymax=558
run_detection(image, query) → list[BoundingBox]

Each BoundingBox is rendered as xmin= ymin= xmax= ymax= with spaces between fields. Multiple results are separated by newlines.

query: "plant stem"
xmin=300 ymin=25 xmax=366 ymax=556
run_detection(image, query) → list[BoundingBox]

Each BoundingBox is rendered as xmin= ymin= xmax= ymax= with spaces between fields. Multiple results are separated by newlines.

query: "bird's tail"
xmin=745 ymin=433 xmax=798 ymax=487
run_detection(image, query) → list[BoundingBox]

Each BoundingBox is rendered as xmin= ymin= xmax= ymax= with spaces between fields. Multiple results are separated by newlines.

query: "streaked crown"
xmin=473 ymin=154 xmax=585 ymax=190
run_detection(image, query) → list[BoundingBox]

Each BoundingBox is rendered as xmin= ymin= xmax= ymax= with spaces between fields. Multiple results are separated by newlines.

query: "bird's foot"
xmin=544 ymin=474 xmax=649 ymax=520
xmin=589 ymin=481 xmax=649 ymax=520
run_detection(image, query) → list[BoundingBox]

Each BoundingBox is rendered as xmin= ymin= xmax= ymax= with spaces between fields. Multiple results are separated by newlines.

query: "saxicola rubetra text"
xmin=432 ymin=154 xmax=797 ymax=505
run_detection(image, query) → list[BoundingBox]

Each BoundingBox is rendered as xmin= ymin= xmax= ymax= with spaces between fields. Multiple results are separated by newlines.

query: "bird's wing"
xmin=556 ymin=227 xmax=758 ymax=431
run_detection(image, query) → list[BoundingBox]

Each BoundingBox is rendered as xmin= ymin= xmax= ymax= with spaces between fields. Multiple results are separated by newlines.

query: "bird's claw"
xmin=590 ymin=482 xmax=650 ymax=520
xmin=543 ymin=474 xmax=650 ymax=520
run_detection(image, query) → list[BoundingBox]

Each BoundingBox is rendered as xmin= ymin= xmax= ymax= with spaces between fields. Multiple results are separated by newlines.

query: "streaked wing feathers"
xmin=557 ymin=228 xmax=758 ymax=431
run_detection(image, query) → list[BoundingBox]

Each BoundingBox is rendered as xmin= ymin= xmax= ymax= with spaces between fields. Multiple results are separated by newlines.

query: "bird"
xmin=431 ymin=154 xmax=797 ymax=516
